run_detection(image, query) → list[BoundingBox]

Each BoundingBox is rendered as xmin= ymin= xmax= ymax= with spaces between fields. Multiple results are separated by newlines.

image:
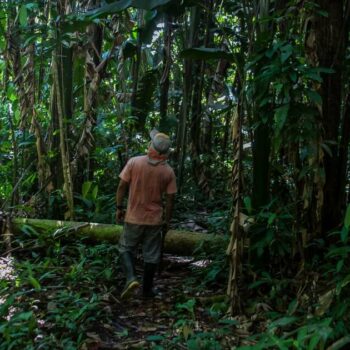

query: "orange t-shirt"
xmin=119 ymin=155 xmax=177 ymax=225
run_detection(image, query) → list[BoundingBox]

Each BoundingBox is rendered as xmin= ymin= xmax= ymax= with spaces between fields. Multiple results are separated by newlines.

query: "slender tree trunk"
xmin=72 ymin=5 xmax=103 ymax=184
xmin=7 ymin=107 xmax=19 ymax=207
xmin=338 ymin=95 xmax=350 ymax=211
xmin=52 ymin=52 xmax=75 ymax=220
xmin=189 ymin=2 xmax=216 ymax=197
xmin=177 ymin=7 xmax=199 ymax=190
xmin=227 ymin=104 xmax=244 ymax=315
xmin=26 ymin=36 xmax=52 ymax=195
xmin=313 ymin=0 xmax=346 ymax=232
xmin=251 ymin=0 xmax=272 ymax=211
xmin=252 ymin=121 xmax=270 ymax=209
xmin=159 ymin=14 xmax=172 ymax=132
xmin=6 ymin=8 xmax=51 ymax=203
xmin=131 ymin=9 xmax=143 ymax=131
xmin=51 ymin=1 xmax=75 ymax=220
xmin=49 ymin=83 xmax=64 ymax=193
xmin=177 ymin=58 xmax=191 ymax=190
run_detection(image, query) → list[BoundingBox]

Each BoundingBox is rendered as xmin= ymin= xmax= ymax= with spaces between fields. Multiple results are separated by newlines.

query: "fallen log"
xmin=11 ymin=218 xmax=227 ymax=256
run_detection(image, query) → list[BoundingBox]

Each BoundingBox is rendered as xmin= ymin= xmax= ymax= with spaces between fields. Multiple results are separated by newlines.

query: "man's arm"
xmin=164 ymin=193 xmax=175 ymax=230
xmin=116 ymin=179 xmax=129 ymax=223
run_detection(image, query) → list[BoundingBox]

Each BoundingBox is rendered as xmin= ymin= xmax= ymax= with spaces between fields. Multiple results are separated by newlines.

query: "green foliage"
xmin=82 ymin=0 xmax=174 ymax=19
xmin=0 ymin=229 xmax=119 ymax=349
xmin=248 ymin=199 xmax=295 ymax=266
xmin=235 ymin=208 xmax=350 ymax=350
xmin=132 ymin=69 xmax=159 ymax=129
xmin=74 ymin=181 xmax=113 ymax=222
xmin=180 ymin=48 xmax=234 ymax=61
xmin=0 ymin=1 xmax=350 ymax=349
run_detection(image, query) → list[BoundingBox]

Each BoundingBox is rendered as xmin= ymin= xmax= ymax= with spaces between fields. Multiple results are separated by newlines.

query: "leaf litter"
xmin=0 ymin=239 xmax=244 ymax=349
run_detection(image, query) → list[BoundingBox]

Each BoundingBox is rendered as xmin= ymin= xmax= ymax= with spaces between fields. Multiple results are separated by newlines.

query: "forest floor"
xmin=83 ymin=255 xmax=248 ymax=350
xmin=0 ymin=249 xmax=256 ymax=350
xmin=1 ymin=214 xmax=347 ymax=349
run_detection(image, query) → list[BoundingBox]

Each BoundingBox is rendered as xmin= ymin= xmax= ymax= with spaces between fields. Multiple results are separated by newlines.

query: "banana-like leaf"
xmin=140 ymin=10 xmax=163 ymax=44
xmin=65 ymin=0 xmax=200 ymax=35
xmin=180 ymin=47 xmax=234 ymax=61
xmin=132 ymin=69 xmax=159 ymax=129
xmin=121 ymin=39 xmax=137 ymax=59
xmin=84 ymin=0 xmax=173 ymax=19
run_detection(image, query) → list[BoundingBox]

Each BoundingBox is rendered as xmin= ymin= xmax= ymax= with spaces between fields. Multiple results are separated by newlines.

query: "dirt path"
xmin=82 ymin=256 xmax=239 ymax=349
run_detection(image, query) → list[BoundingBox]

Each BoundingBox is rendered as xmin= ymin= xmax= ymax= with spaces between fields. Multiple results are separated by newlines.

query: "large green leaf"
xmin=344 ymin=204 xmax=350 ymax=229
xmin=132 ymin=0 xmax=173 ymax=10
xmin=139 ymin=10 xmax=163 ymax=44
xmin=180 ymin=47 xmax=234 ymax=61
xmin=84 ymin=0 xmax=173 ymax=19
xmin=121 ymin=39 xmax=138 ymax=58
xmin=305 ymin=90 xmax=322 ymax=105
xmin=274 ymin=104 xmax=289 ymax=132
xmin=132 ymin=69 xmax=159 ymax=129
xmin=19 ymin=5 xmax=28 ymax=27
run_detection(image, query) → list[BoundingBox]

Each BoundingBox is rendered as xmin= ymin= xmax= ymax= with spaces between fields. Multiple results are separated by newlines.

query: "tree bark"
xmin=72 ymin=0 xmax=103 ymax=184
xmin=251 ymin=0 xmax=273 ymax=211
xmin=52 ymin=54 xmax=75 ymax=220
xmin=159 ymin=14 xmax=172 ymax=132
xmin=227 ymin=104 xmax=244 ymax=315
xmin=313 ymin=0 xmax=346 ymax=232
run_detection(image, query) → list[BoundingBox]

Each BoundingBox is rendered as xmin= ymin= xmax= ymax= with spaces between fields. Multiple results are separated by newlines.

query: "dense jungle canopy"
xmin=1 ymin=0 xmax=350 ymax=349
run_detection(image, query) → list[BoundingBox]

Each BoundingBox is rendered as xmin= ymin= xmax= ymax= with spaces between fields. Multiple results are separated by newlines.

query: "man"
xmin=116 ymin=129 xmax=177 ymax=299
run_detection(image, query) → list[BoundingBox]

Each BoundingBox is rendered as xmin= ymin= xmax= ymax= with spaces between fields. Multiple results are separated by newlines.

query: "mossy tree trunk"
xmin=11 ymin=218 xmax=226 ymax=257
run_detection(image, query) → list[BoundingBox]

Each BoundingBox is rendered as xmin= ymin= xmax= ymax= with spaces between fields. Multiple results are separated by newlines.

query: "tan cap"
xmin=150 ymin=129 xmax=171 ymax=154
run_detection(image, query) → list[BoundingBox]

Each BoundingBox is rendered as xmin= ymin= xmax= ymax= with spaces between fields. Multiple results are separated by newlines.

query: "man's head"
xmin=150 ymin=129 xmax=171 ymax=155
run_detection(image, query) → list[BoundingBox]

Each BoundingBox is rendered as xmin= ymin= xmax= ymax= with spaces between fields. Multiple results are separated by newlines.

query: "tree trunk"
xmin=11 ymin=218 xmax=226 ymax=256
xmin=251 ymin=0 xmax=272 ymax=211
xmin=7 ymin=106 xmax=19 ymax=207
xmin=72 ymin=16 xmax=103 ymax=184
xmin=313 ymin=0 xmax=346 ymax=232
xmin=52 ymin=53 xmax=75 ymax=220
xmin=51 ymin=4 xmax=75 ymax=219
xmin=226 ymin=105 xmax=244 ymax=315
xmin=131 ymin=10 xmax=143 ymax=130
xmin=252 ymin=121 xmax=271 ymax=209
xmin=6 ymin=9 xmax=51 ymax=207
xmin=159 ymin=14 xmax=172 ymax=132
xmin=338 ymin=94 xmax=350 ymax=212
xmin=177 ymin=8 xmax=198 ymax=190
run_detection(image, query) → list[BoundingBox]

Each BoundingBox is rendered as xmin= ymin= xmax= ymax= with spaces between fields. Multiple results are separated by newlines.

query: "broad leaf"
xmin=344 ymin=204 xmax=350 ymax=229
xmin=274 ymin=104 xmax=289 ymax=132
xmin=180 ymin=47 xmax=234 ymax=61
xmin=132 ymin=69 xmax=159 ymax=129
xmin=269 ymin=316 xmax=298 ymax=329
xmin=132 ymin=0 xmax=173 ymax=10
xmin=122 ymin=39 xmax=137 ymax=58
xmin=280 ymin=44 xmax=293 ymax=63
xmin=19 ymin=5 xmax=28 ymax=27
xmin=82 ymin=181 xmax=92 ymax=198
xmin=28 ymin=276 xmax=41 ymax=291
xmin=84 ymin=0 xmax=173 ymax=19
xmin=305 ymin=90 xmax=322 ymax=105
xmin=91 ymin=185 xmax=98 ymax=201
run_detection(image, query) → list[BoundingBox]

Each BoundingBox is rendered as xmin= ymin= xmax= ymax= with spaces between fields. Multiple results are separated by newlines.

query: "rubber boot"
xmin=120 ymin=252 xmax=140 ymax=299
xmin=143 ymin=263 xmax=158 ymax=298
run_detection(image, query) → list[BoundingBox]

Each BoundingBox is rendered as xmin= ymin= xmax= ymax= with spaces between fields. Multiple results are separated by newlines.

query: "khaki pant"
xmin=118 ymin=223 xmax=162 ymax=264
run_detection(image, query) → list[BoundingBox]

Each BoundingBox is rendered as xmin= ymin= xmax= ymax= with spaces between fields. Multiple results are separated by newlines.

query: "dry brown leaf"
xmin=86 ymin=333 xmax=102 ymax=342
xmin=139 ymin=326 xmax=157 ymax=332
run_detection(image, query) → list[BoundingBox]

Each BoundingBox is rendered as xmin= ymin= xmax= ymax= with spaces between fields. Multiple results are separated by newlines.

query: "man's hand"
xmin=116 ymin=179 xmax=129 ymax=224
xmin=116 ymin=209 xmax=125 ymax=223
xmin=162 ymin=222 xmax=169 ymax=234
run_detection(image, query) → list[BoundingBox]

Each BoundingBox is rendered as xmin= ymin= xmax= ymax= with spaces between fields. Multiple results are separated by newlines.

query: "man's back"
xmin=119 ymin=155 xmax=176 ymax=225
